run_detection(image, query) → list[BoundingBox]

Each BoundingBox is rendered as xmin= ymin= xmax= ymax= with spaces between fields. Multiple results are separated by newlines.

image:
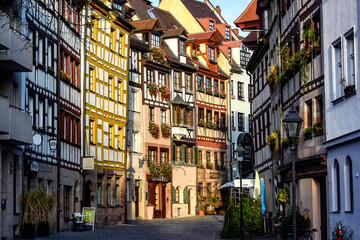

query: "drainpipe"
xmin=228 ymin=73 xmax=233 ymax=181
xmin=245 ymin=70 xmax=254 ymax=174
xmin=56 ymin=0 xmax=61 ymax=232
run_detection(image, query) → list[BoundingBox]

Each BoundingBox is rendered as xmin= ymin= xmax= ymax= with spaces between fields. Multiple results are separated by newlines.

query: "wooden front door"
xmin=149 ymin=182 xmax=166 ymax=218
xmin=135 ymin=185 xmax=139 ymax=217
xmin=188 ymin=189 xmax=191 ymax=215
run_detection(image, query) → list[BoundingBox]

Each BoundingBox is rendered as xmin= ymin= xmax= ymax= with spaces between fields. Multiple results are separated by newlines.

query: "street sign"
xmin=82 ymin=157 xmax=94 ymax=170
xmin=234 ymin=179 xmax=255 ymax=188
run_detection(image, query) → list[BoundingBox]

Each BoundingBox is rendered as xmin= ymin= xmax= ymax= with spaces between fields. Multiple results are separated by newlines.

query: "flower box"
xmin=147 ymin=82 xmax=158 ymax=98
xmin=220 ymin=93 xmax=226 ymax=98
xmin=344 ymin=85 xmax=356 ymax=96
xmin=148 ymin=121 xmax=160 ymax=139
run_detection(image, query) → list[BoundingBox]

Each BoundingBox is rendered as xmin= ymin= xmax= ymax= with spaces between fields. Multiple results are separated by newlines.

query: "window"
xmin=344 ymin=157 xmax=353 ymax=212
xmin=109 ymin=125 xmax=113 ymax=148
xmin=160 ymin=150 xmax=168 ymax=163
xmin=90 ymin=120 xmax=95 ymax=144
xmin=118 ymin=127 xmax=123 ymax=150
xmin=197 ymin=75 xmax=204 ymax=89
xmin=225 ymin=26 xmax=230 ymax=40
xmin=187 ymin=147 xmax=193 ymax=164
xmin=175 ymin=145 xmax=181 ymax=162
xmin=179 ymin=40 xmax=185 ymax=54
xmin=115 ymin=178 xmax=120 ymax=205
xmin=231 ymin=111 xmax=234 ymax=127
xmin=187 ymin=109 xmax=193 ymax=126
xmin=333 ymin=40 xmax=342 ymax=98
xmin=198 ymin=108 xmax=204 ymax=124
xmin=228 ymin=48 xmax=231 ymax=62
xmin=305 ymin=100 xmax=312 ymax=127
xmin=198 ymin=150 xmax=203 ymax=164
xmin=117 ymin=80 xmax=122 ymax=102
xmin=151 ymin=34 xmax=160 ymax=48
xmin=158 ymin=73 xmax=165 ymax=86
xmin=160 ymin=109 xmax=166 ymax=123
xmin=118 ymin=33 xmax=123 ymax=55
xmin=238 ymin=113 xmax=244 ymax=131
xmin=174 ymin=71 xmax=181 ymax=90
xmin=214 ymin=152 xmax=218 ymax=167
xmin=107 ymin=178 xmax=112 ymax=206
xmin=220 ymin=81 xmax=225 ymax=94
xmin=206 ymin=110 xmax=212 ymax=123
xmin=214 ymin=80 xmax=219 ymax=92
xmin=238 ymin=82 xmax=244 ymax=100
xmin=206 ymin=77 xmax=211 ymax=90
xmin=90 ymin=16 xmax=96 ymax=39
xmin=220 ymin=152 xmax=225 ymax=167
xmin=206 ymin=152 xmax=210 ymax=166
xmin=240 ymin=46 xmax=250 ymax=67
xmin=132 ymin=133 xmax=138 ymax=152
xmin=28 ymin=94 xmax=34 ymax=124
xmin=209 ymin=20 xmax=214 ymax=31
xmin=89 ymin=67 xmax=94 ymax=91
xmin=39 ymin=100 xmax=44 ymax=129
xmin=48 ymin=41 xmax=53 ymax=69
xmin=249 ymin=115 xmax=253 ymax=135
xmin=315 ymin=96 xmax=323 ymax=126
xmin=64 ymin=186 xmax=71 ymax=219
xmin=148 ymin=148 xmax=157 ymax=163
xmin=130 ymin=51 xmax=138 ymax=71
xmin=332 ymin=159 xmax=340 ymax=212
xmin=146 ymin=69 xmax=154 ymax=82
xmin=131 ymin=91 xmax=137 ymax=111
xmin=230 ymin=80 xmax=234 ymax=95
xmin=38 ymin=36 xmax=45 ymax=65
xmin=175 ymin=187 xmax=180 ymax=203
xmin=208 ymin=47 xmax=215 ymax=61
xmin=97 ymin=176 xmax=102 ymax=205
xmin=214 ymin=112 xmax=219 ymax=129
xmin=108 ymin=77 xmax=113 ymax=99
xmin=221 ymin=113 xmax=226 ymax=129
xmin=48 ymin=103 xmax=53 ymax=131
xmin=185 ymin=74 xmax=192 ymax=91
xmin=345 ymin=32 xmax=355 ymax=86
xmin=110 ymin=28 xmax=115 ymax=51
xmin=248 ymin=84 xmax=253 ymax=101
xmin=149 ymin=107 xmax=154 ymax=121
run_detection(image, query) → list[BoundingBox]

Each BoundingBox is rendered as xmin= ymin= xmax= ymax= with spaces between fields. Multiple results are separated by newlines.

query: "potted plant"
xmin=206 ymin=88 xmax=213 ymax=95
xmin=214 ymin=90 xmax=221 ymax=97
xmin=22 ymin=190 xmax=40 ymax=239
xmin=312 ymin=122 xmax=323 ymax=135
xmin=146 ymin=204 xmax=154 ymax=220
xmin=304 ymin=126 xmax=313 ymax=140
xmin=148 ymin=121 xmax=160 ymax=139
xmin=198 ymin=119 xmax=206 ymax=128
xmin=198 ymin=86 xmax=206 ymax=93
xmin=198 ymin=205 xmax=206 ymax=216
xmin=151 ymin=47 xmax=166 ymax=64
xmin=37 ymin=189 xmax=55 ymax=236
xmin=198 ymin=163 xmax=205 ymax=169
xmin=159 ymin=85 xmax=170 ymax=101
xmin=220 ymin=93 xmax=226 ymax=98
xmin=160 ymin=123 xmax=171 ymax=138
xmin=266 ymin=131 xmax=280 ymax=152
xmin=266 ymin=65 xmax=279 ymax=92
xmin=147 ymin=82 xmax=158 ymax=98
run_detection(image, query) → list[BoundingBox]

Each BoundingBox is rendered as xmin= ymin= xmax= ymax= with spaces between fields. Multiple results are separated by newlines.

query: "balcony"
xmin=0 ymin=101 xmax=32 ymax=145
xmin=0 ymin=17 xmax=32 ymax=72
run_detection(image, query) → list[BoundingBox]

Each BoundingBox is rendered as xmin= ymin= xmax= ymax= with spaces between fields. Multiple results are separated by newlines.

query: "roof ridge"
xmin=234 ymin=0 xmax=257 ymax=24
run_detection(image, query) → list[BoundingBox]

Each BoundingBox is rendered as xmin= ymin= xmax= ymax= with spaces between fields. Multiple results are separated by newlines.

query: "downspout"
xmin=228 ymin=72 xmax=233 ymax=181
xmin=56 ymin=0 xmax=61 ymax=232
xmin=81 ymin=0 xmax=92 ymax=211
xmin=124 ymin=28 xmax=134 ymax=224
xmin=245 ymin=70 xmax=254 ymax=174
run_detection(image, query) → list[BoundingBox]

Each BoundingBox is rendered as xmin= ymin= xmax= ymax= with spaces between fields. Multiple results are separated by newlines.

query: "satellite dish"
xmin=32 ymin=133 xmax=42 ymax=146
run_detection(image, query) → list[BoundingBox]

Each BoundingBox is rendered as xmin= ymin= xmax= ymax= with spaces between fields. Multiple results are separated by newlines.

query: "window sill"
xmin=174 ymin=88 xmax=182 ymax=92
xmin=344 ymin=210 xmax=353 ymax=213
xmin=332 ymin=97 xmax=344 ymax=105
xmin=332 ymin=211 xmax=340 ymax=214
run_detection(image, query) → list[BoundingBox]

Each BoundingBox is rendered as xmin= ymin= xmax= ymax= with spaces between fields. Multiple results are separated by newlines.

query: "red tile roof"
xmin=131 ymin=19 xmax=159 ymax=31
xmin=188 ymin=31 xmax=215 ymax=41
xmin=234 ymin=0 xmax=258 ymax=25
xmin=180 ymin=0 xmax=222 ymax=24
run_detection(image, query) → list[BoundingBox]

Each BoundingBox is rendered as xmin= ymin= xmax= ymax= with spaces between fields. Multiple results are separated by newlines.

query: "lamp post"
xmin=283 ymin=106 xmax=303 ymax=240
xmin=234 ymin=144 xmax=245 ymax=240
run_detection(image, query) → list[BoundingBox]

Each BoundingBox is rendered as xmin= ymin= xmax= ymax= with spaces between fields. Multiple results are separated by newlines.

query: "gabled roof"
xmin=172 ymin=94 xmax=189 ymax=106
xmin=180 ymin=0 xmax=221 ymax=24
xmin=187 ymin=31 xmax=220 ymax=44
xmin=131 ymin=18 xmax=162 ymax=32
xmin=234 ymin=0 xmax=258 ymax=26
xmin=163 ymin=28 xmax=187 ymax=39
xmin=128 ymin=0 xmax=153 ymax=20
xmin=242 ymin=31 xmax=258 ymax=50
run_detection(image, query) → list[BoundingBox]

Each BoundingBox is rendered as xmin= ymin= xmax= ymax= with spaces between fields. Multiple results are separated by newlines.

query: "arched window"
xmin=176 ymin=187 xmax=180 ymax=203
xmin=332 ymin=159 xmax=340 ymax=211
xmin=344 ymin=156 xmax=353 ymax=212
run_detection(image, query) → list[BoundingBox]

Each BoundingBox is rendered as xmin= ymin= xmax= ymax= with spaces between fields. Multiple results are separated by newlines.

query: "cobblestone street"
xmin=39 ymin=216 xmax=225 ymax=240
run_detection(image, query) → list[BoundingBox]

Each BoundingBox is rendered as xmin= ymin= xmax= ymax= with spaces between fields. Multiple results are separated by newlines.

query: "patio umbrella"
xmin=260 ymin=178 xmax=266 ymax=215
xmin=218 ymin=181 xmax=234 ymax=190
xmin=253 ymin=171 xmax=260 ymax=199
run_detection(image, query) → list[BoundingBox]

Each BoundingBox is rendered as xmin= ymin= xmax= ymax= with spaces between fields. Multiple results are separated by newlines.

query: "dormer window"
xmin=112 ymin=2 xmax=122 ymax=11
xmin=209 ymin=20 xmax=214 ymax=31
xmin=225 ymin=26 xmax=230 ymax=40
xmin=179 ymin=39 xmax=185 ymax=54
xmin=208 ymin=47 xmax=215 ymax=61
xmin=151 ymin=34 xmax=160 ymax=48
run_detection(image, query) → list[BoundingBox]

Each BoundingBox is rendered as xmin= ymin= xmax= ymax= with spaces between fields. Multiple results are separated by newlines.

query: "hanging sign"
xmin=82 ymin=157 xmax=94 ymax=170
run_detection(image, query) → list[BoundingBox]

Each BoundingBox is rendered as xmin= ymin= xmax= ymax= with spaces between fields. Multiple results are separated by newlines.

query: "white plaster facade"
xmin=323 ymin=0 xmax=360 ymax=237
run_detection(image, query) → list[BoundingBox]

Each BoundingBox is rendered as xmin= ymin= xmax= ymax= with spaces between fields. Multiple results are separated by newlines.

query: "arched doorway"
xmin=84 ymin=180 xmax=93 ymax=207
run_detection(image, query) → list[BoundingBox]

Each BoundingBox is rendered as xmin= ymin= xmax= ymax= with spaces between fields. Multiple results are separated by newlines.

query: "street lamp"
xmin=234 ymin=144 xmax=245 ymax=240
xmin=283 ymin=106 xmax=303 ymax=240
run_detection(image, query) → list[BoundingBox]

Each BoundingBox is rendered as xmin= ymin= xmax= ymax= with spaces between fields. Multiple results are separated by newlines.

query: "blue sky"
xmin=151 ymin=0 xmax=252 ymax=37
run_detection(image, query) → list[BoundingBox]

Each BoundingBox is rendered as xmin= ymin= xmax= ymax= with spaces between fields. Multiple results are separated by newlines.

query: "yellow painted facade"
xmin=85 ymin=1 xmax=130 ymax=170
xmin=217 ymin=52 xmax=230 ymax=75
xmin=158 ymin=0 xmax=204 ymax=33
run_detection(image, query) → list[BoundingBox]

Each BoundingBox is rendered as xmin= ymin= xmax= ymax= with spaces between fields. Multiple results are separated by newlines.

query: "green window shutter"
xmin=182 ymin=145 xmax=187 ymax=163
xmin=194 ymin=146 xmax=199 ymax=165
xmin=171 ymin=143 xmax=176 ymax=162
xmin=172 ymin=186 xmax=176 ymax=203
xmin=183 ymin=187 xmax=188 ymax=204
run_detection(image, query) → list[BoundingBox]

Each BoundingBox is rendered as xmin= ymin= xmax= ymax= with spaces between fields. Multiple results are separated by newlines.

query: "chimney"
xmin=233 ymin=29 xmax=239 ymax=38
xmin=215 ymin=6 xmax=221 ymax=15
